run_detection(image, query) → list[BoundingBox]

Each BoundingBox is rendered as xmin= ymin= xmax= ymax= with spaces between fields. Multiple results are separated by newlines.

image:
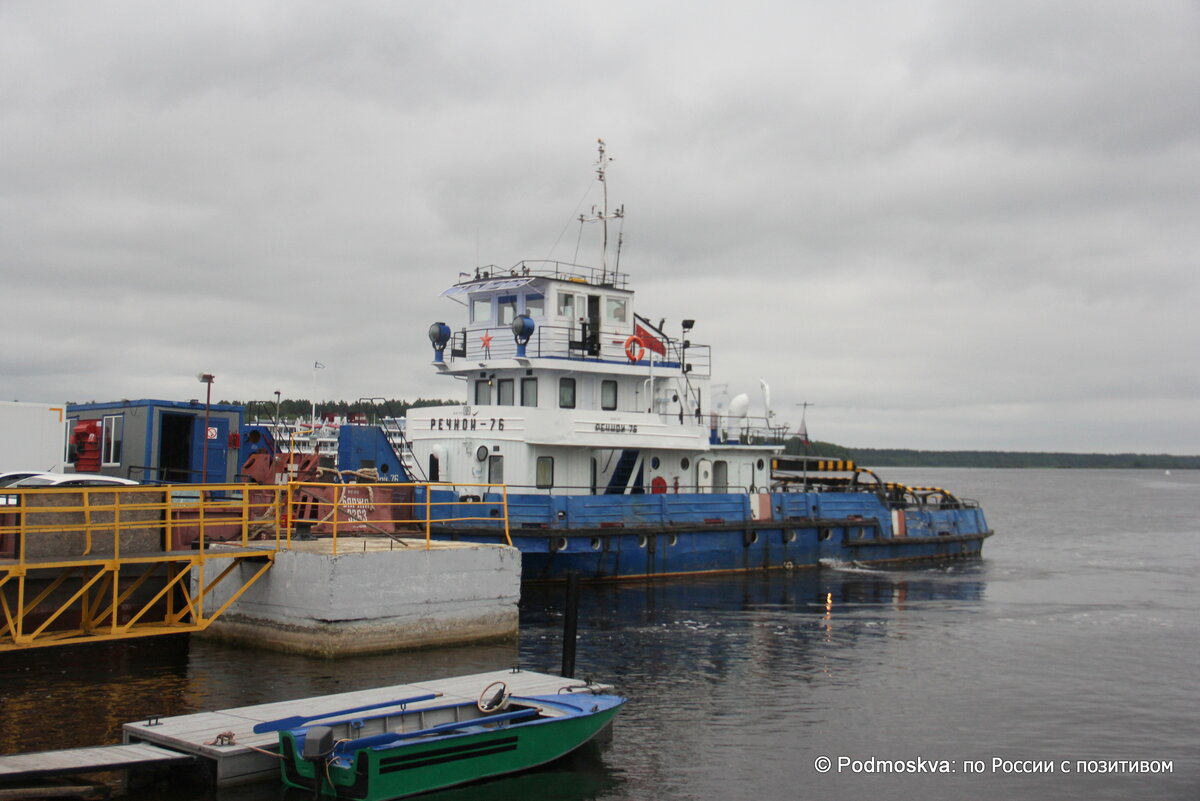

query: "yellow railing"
xmin=0 ymin=481 xmax=511 ymax=650
xmin=284 ymin=481 xmax=511 ymax=553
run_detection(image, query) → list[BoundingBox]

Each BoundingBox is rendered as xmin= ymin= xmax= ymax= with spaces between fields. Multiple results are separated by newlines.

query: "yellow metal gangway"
xmin=0 ymin=481 xmax=510 ymax=651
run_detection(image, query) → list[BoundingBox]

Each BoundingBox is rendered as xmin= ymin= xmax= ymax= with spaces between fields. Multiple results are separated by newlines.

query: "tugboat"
xmin=406 ymin=142 xmax=992 ymax=580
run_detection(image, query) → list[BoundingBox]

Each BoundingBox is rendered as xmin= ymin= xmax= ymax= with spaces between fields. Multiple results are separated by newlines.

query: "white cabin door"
xmin=696 ymin=458 xmax=712 ymax=493
xmin=739 ymin=461 xmax=755 ymax=492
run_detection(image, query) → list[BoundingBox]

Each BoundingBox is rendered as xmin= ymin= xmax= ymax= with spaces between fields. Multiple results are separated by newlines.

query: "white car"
xmin=0 ymin=472 xmax=140 ymax=506
xmin=9 ymin=472 xmax=139 ymax=488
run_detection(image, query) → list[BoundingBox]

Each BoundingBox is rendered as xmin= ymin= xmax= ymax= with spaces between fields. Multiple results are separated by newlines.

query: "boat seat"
xmin=333 ymin=707 xmax=541 ymax=754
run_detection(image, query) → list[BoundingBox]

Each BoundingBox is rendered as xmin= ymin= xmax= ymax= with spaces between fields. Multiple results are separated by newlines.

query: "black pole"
xmin=561 ymin=571 xmax=580 ymax=679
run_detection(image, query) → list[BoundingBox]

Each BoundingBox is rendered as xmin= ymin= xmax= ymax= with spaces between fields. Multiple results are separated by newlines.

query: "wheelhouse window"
xmin=601 ymin=380 xmax=618 ymax=411
xmin=497 ymin=378 xmax=514 ymax=406
xmin=474 ymin=380 xmax=492 ymax=405
xmin=471 ymin=297 xmax=491 ymax=323
xmin=498 ymin=295 xmax=517 ymax=325
xmin=536 ymin=456 xmax=554 ymax=489
xmin=557 ymin=292 xmax=576 ymax=319
xmin=606 ymin=297 xmax=628 ymax=323
xmin=102 ymin=415 xmax=123 ymax=465
xmin=521 ymin=377 xmax=538 ymax=407
xmin=559 ymin=377 xmax=576 ymax=409
xmin=525 ymin=293 xmax=544 ymax=317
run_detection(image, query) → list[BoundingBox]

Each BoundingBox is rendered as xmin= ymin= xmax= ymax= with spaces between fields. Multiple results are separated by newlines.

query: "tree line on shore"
xmin=784 ymin=439 xmax=1199 ymax=469
xmin=224 ymin=397 xmax=1195 ymax=468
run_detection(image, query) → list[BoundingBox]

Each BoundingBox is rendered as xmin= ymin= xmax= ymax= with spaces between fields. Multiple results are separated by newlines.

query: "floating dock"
xmin=0 ymin=742 xmax=192 ymax=783
xmin=121 ymin=668 xmax=609 ymax=787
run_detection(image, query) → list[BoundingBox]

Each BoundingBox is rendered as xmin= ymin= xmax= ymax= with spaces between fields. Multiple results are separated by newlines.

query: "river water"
xmin=2 ymin=469 xmax=1196 ymax=800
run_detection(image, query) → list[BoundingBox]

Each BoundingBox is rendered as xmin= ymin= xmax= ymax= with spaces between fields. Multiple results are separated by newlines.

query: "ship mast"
xmin=579 ymin=139 xmax=624 ymax=284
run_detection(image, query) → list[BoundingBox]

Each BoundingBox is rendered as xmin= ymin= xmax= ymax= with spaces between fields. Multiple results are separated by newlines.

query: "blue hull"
xmin=427 ymin=489 xmax=992 ymax=581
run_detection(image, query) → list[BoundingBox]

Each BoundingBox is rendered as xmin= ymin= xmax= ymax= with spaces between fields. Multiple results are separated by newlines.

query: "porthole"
xmin=637 ymin=535 xmax=648 ymax=549
xmin=681 ymin=457 xmax=690 ymax=470
xmin=552 ymin=536 xmax=568 ymax=551
xmin=819 ymin=528 xmax=831 ymax=542
xmin=651 ymin=456 xmax=661 ymax=469
xmin=756 ymin=458 xmax=765 ymax=470
xmin=747 ymin=532 xmax=759 ymax=545
xmin=784 ymin=530 xmax=796 ymax=543
xmin=475 ymin=445 xmax=488 ymax=462
xmin=590 ymin=537 xmax=602 ymax=551
xmin=668 ymin=534 xmax=678 ymax=547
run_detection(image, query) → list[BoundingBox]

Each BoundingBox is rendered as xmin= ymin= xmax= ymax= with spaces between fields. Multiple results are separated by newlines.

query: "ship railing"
xmin=882 ymin=483 xmax=979 ymax=510
xmin=458 ymin=261 xmax=629 ymax=289
xmin=447 ymin=322 xmax=712 ymax=375
xmin=488 ymin=482 xmax=766 ymax=495
xmin=708 ymin=416 xmax=791 ymax=446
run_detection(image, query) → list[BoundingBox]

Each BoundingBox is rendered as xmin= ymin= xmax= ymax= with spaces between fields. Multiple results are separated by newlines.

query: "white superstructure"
xmin=407 ymin=145 xmax=787 ymax=496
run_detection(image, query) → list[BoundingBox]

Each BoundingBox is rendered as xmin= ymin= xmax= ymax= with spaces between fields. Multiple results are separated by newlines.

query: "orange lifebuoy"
xmin=624 ymin=335 xmax=645 ymax=362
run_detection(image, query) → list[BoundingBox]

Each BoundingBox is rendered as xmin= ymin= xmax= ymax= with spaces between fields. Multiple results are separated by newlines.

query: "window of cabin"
xmin=601 ymin=380 xmax=618 ymax=411
xmin=606 ymin=296 xmax=628 ymax=323
xmin=524 ymin=293 xmax=544 ymax=317
xmin=498 ymin=295 xmax=517 ymax=325
xmin=474 ymin=380 xmax=492 ymax=405
xmin=102 ymin=415 xmax=123 ymax=465
xmin=559 ymin=377 xmax=576 ymax=409
xmin=497 ymin=378 xmax=514 ymax=406
xmin=557 ymin=291 xmax=576 ymax=319
xmin=488 ymin=454 xmax=504 ymax=484
xmin=521 ymin=377 xmax=538 ymax=407
xmin=536 ymin=456 xmax=554 ymax=489
xmin=471 ymin=297 xmax=491 ymax=323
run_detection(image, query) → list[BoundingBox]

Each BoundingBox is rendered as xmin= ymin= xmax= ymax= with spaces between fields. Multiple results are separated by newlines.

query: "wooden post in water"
xmin=561 ymin=571 xmax=580 ymax=679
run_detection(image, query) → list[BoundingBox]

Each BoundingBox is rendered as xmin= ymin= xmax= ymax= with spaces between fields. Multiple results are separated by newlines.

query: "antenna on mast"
xmin=578 ymin=139 xmax=624 ymax=284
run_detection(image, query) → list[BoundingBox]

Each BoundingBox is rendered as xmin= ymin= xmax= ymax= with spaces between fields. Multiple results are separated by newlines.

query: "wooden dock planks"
xmin=0 ymin=742 xmax=192 ymax=780
xmin=121 ymin=668 xmax=608 ymax=786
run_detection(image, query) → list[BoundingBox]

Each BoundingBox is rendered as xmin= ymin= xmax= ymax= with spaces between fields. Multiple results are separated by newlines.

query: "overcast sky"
xmin=3 ymin=1 xmax=1198 ymax=453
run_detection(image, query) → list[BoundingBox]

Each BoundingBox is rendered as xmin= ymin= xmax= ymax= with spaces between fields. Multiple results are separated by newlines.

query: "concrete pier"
xmin=194 ymin=537 xmax=521 ymax=657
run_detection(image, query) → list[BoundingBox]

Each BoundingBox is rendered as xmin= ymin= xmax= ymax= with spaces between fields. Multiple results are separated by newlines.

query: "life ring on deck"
xmin=624 ymin=335 xmax=645 ymax=363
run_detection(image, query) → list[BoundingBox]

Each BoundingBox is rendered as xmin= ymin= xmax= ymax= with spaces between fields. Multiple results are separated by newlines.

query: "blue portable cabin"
xmin=66 ymin=399 xmax=245 ymax=484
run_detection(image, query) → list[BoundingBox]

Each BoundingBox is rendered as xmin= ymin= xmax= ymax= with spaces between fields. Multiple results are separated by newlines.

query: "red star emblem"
xmin=480 ymin=332 xmax=493 ymax=349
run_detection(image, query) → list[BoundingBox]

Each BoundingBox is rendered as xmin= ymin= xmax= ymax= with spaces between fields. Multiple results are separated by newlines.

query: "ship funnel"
xmin=729 ymin=393 xmax=750 ymax=418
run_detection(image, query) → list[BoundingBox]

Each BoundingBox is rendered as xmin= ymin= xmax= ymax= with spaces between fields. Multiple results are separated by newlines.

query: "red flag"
xmin=634 ymin=315 xmax=667 ymax=356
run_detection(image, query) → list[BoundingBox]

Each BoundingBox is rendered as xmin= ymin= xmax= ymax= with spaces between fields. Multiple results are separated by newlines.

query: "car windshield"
xmin=0 ymin=475 xmax=37 ymax=487
xmin=13 ymin=477 xmax=55 ymax=486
